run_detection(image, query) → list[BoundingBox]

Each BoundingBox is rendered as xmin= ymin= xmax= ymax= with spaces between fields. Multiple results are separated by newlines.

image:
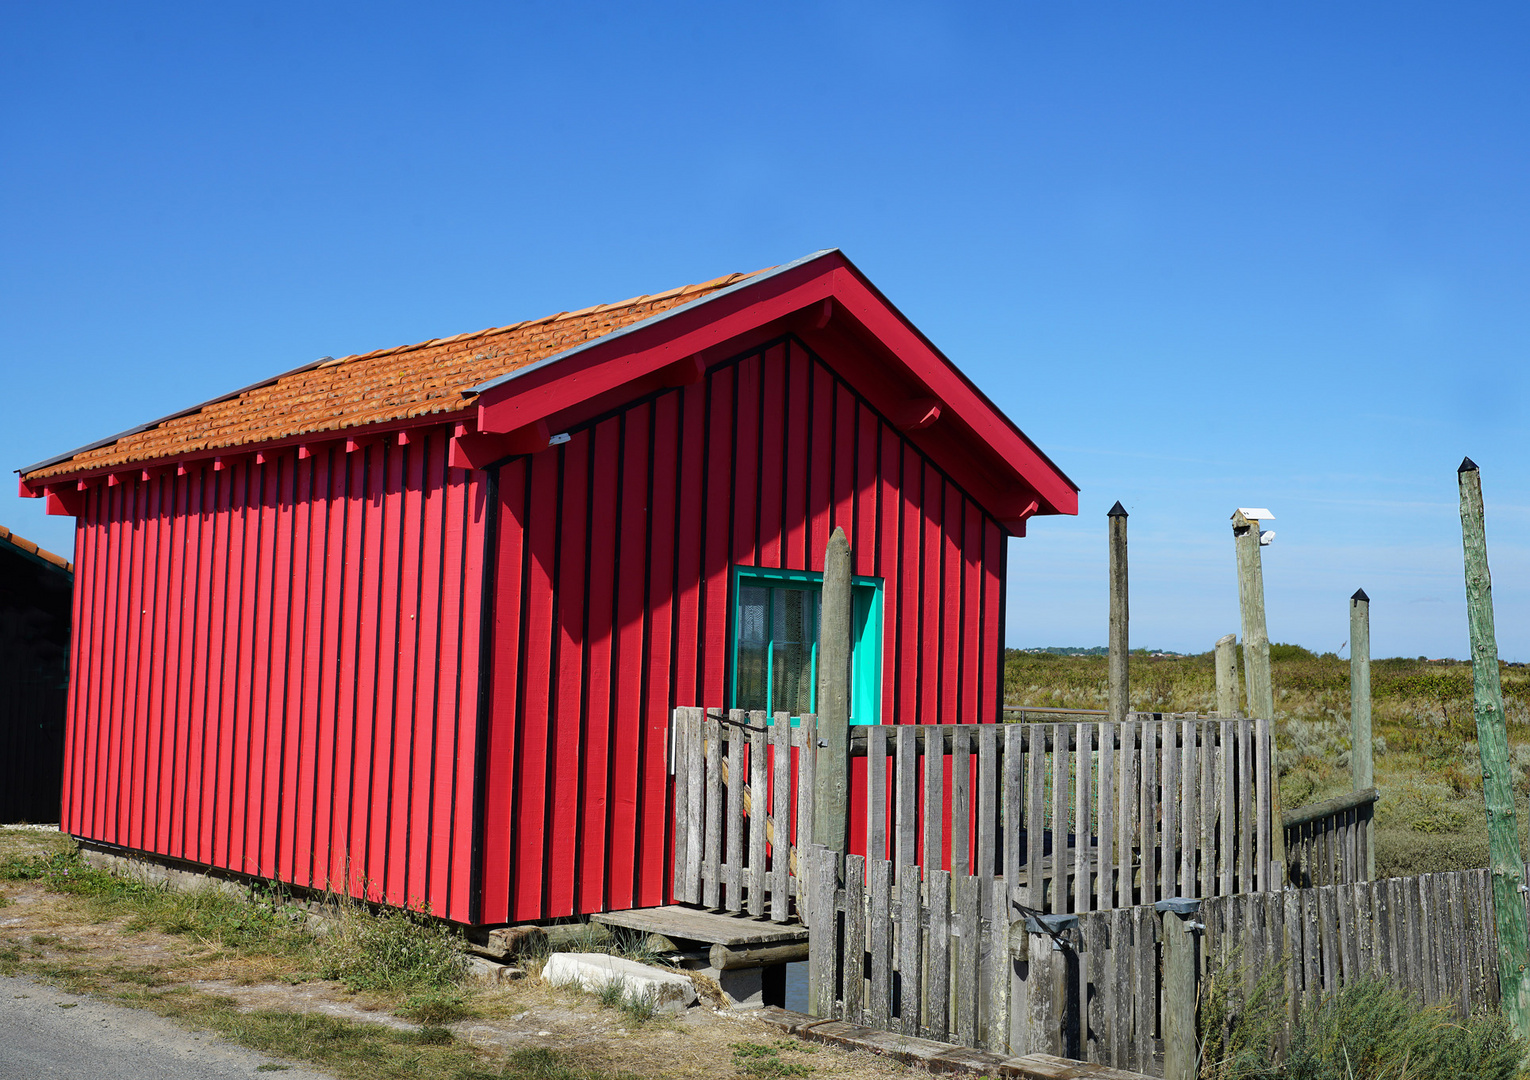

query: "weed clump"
xmin=503 ymin=1047 xmax=633 ymax=1080
xmin=399 ymin=988 xmax=473 ymax=1025
xmin=317 ymin=904 xmax=466 ymax=992
xmin=1283 ymin=979 xmax=1524 ymax=1080
xmin=731 ymin=1040 xmax=814 ymax=1078
xmin=1198 ymin=950 xmax=1286 ymax=1080
xmin=1199 ymin=969 xmax=1527 ymax=1080
xmin=591 ymin=979 xmax=658 ymax=1024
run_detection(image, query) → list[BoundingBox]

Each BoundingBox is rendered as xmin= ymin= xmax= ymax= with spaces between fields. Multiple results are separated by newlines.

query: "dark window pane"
xmin=772 ymin=641 xmax=813 ymax=715
xmin=736 ymin=641 xmax=769 ymax=712
xmin=774 ymin=588 xmax=815 ymax=645
xmin=739 ymin=587 xmax=769 ymax=643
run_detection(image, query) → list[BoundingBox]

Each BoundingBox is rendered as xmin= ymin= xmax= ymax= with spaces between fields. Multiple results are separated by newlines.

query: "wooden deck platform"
xmin=592 ymin=905 xmax=808 ymax=947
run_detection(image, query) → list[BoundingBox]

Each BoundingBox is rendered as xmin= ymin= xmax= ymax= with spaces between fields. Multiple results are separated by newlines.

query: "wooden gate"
xmin=669 ymin=708 xmax=1281 ymax=919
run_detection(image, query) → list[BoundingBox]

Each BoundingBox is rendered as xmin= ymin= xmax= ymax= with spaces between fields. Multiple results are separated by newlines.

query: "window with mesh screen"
xmin=729 ymin=567 xmax=882 ymax=724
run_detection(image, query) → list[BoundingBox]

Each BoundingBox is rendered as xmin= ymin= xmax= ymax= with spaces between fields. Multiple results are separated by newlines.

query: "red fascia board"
xmin=823 ymin=267 xmax=1077 ymax=516
xmin=475 ymin=252 xmax=1077 ymax=518
xmin=17 ymin=413 xmax=463 ymax=497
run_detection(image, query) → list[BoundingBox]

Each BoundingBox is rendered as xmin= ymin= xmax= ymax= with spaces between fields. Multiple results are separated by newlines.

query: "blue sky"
xmin=4 ymin=3 xmax=1528 ymax=659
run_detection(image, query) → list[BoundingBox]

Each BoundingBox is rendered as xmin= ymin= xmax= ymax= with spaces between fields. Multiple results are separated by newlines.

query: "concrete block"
xmin=541 ymin=952 xmax=697 ymax=1014
xmin=680 ymin=959 xmax=767 ymax=1009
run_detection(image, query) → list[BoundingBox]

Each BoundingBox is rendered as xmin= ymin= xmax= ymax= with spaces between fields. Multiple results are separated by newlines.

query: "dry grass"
xmin=1006 ymin=648 xmax=1530 ymax=878
xmin=0 ymin=828 xmax=913 ymax=1080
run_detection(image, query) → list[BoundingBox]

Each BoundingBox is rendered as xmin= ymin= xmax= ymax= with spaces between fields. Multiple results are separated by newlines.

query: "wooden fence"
xmin=1283 ymin=787 xmax=1379 ymax=889
xmin=669 ymin=708 xmax=1281 ymax=918
xmin=802 ymin=857 xmax=1505 ymax=1077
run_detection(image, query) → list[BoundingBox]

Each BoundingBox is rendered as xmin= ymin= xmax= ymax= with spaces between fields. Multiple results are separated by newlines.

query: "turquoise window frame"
xmin=728 ymin=565 xmax=884 ymax=725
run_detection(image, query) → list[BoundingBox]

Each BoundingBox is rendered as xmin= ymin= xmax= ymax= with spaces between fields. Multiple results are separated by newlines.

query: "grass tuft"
xmin=503 ymin=1047 xmax=637 ymax=1080
xmin=731 ymin=1041 xmax=814 ymax=1078
xmin=316 ymin=903 xmax=467 ymax=993
xmin=398 ymin=989 xmax=473 ymax=1026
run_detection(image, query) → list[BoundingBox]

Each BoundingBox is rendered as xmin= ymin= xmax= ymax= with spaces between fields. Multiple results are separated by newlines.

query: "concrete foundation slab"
xmin=541 ymin=953 xmax=697 ymax=1015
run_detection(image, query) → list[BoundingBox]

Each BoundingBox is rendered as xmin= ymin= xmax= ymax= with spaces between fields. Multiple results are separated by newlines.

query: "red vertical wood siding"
xmin=480 ymin=333 xmax=1009 ymax=923
xmin=59 ymin=430 xmax=488 ymax=922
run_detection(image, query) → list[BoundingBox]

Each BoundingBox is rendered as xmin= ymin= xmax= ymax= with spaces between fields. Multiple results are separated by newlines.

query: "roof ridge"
xmin=312 ymin=272 xmax=763 ymax=372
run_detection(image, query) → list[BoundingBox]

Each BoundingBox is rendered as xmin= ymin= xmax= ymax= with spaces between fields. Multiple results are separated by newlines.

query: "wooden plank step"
xmin=753 ymin=1009 xmax=1159 ymax=1080
xmin=592 ymin=905 xmax=808 ymax=947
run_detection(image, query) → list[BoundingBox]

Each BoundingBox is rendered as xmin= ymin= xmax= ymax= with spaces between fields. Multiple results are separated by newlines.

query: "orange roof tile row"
xmin=0 ymin=524 xmax=73 ymax=574
xmin=23 ymin=270 xmax=762 ymax=483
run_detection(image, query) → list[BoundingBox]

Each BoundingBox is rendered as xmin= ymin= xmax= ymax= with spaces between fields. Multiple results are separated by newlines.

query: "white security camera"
xmin=1259 ymin=530 xmax=1276 ymax=546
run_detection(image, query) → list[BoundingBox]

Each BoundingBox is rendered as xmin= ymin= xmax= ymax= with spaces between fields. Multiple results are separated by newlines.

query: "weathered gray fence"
xmin=801 ymin=858 xmax=1506 ymax=1077
xmin=670 ymin=708 xmax=1281 ymax=918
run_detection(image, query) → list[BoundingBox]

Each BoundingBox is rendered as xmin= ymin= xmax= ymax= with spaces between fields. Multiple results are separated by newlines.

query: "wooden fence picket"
xmin=770 ymin=712 xmax=791 ymax=920
xmin=1074 ymin=722 xmax=1093 ymax=913
xmin=843 ymin=853 xmax=866 ymax=1023
xmin=926 ymin=869 xmax=951 ymax=1041
xmin=748 ymin=713 xmax=767 ymax=917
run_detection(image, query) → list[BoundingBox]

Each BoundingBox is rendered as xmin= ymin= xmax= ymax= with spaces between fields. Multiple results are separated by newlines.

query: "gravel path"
xmin=0 ymin=974 xmax=334 ymax=1080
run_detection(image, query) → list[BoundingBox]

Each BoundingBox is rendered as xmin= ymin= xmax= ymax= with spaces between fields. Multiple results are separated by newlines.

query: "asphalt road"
xmin=0 ymin=975 xmax=335 ymax=1079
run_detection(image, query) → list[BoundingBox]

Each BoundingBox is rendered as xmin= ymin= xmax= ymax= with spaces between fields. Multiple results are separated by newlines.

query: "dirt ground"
xmin=0 ymin=826 xmax=917 ymax=1080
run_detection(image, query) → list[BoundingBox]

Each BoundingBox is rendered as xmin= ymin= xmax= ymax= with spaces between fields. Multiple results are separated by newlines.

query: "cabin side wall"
xmin=61 ymin=429 xmax=488 ymax=922
xmin=479 ymin=333 xmax=1007 ymax=923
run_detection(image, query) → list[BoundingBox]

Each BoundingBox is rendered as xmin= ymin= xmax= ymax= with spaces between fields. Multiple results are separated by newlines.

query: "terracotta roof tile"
xmin=0 ymin=524 xmax=72 ymax=575
xmin=24 ymin=267 xmax=766 ymax=482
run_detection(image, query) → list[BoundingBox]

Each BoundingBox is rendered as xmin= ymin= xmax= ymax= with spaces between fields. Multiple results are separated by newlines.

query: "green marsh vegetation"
xmin=1006 ymin=648 xmax=1530 ymax=878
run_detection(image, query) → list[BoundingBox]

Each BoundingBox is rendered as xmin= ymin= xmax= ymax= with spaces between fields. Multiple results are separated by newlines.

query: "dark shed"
xmin=0 ymin=524 xmax=72 ymax=823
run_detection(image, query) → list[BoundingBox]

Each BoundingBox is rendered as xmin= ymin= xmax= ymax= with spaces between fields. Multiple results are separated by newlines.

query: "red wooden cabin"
xmin=18 ymin=250 xmax=1076 ymax=925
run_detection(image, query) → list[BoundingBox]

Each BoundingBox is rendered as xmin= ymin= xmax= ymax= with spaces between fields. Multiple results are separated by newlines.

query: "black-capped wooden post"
xmin=1157 ymin=898 xmax=1202 ymax=1080
xmin=1457 ymin=457 xmax=1530 ymax=1036
xmin=1349 ymin=589 xmax=1374 ymax=880
xmin=813 ymin=526 xmax=852 ymax=858
xmin=1214 ymin=633 xmax=1239 ymax=717
xmin=1232 ymin=509 xmax=1284 ymax=875
xmin=1108 ymin=502 xmax=1130 ymax=725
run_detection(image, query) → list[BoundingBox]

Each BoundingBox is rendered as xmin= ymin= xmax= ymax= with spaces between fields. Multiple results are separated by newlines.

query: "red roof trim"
xmin=473 ymin=250 xmax=1077 ymax=519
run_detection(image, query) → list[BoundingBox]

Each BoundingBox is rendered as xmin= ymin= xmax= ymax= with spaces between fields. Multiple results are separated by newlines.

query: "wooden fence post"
xmin=814 ymin=527 xmax=852 ymax=857
xmin=1457 ymin=458 xmax=1530 ymax=1037
xmin=1109 ymin=501 xmax=1130 ymax=726
xmin=1158 ymin=898 xmax=1202 ymax=1080
xmin=1233 ymin=509 xmax=1285 ymax=877
xmin=1214 ymin=633 xmax=1239 ymax=718
xmin=1349 ymin=589 xmax=1374 ymax=881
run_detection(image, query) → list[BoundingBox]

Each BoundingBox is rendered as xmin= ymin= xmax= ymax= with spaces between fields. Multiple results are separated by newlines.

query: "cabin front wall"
xmin=479 ymin=333 xmax=1008 ymax=923
xmin=60 ymin=429 xmax=489 ymax=923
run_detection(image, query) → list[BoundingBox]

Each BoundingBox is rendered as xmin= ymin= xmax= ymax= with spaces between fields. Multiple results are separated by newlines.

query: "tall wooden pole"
xmin=1349 ymin=589 xmax=1374 ymax=880
xmin=1108 ymin=502 xmax=1130 ymax=726
xmin=1457 ymin=457 xmax=1530 ymax=1036
xmin=1232 ymin=510 xmax=1284 ymax=874
xmin=1214 ymin=633 xmax=1239 ymax=718
xmin=1232 ymin=511 xmax=1273 ymax=719
xmin=814 ymin=526 xmax=852 ymax=857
